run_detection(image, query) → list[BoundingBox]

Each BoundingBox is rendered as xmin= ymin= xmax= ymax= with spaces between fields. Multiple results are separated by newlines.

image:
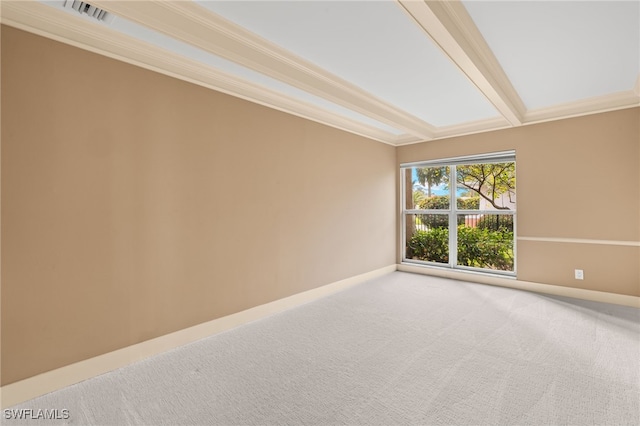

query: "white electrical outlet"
xmin=575 ymin=269 xmax=584 ymax=280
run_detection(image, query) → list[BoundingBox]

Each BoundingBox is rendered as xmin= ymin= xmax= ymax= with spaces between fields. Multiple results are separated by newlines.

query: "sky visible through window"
xmin=411 ymin=168 xmax=467 ymax=197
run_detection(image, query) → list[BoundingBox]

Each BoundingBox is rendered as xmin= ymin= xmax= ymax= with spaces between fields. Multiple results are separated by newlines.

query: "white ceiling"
xmin=197 ymin=1 xmax=500 ymax=127
xmin=3 ymin=0 xmax=639 ymax=145
xmin=464 ymin=1 xmax=640 ymax=109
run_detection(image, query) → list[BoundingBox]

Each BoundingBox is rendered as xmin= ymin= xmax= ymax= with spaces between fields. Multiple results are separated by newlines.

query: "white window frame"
xmin=400 ymin=151 xmax=517 ymax=277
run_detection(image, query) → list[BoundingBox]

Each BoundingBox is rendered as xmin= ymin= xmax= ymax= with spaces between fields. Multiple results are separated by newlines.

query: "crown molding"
xmin=434 ymin=116 xmax=511 ymax=140
xmin=524 ymin=90 xmax=640 ymax=124
xmin=394 ymin=116 xmax=512 ymax=146
xmin=87 ymin=0 xmax=436 ymax=140
xmin=392 ymin=134 xmax=424 ymax=146
xmin=0 ymin=1 xmax=399 ymax=145
xmin=395 ymin=94 xmax=640 ymax=146
xmin=397 ymin=0 xmax=525 ymax=127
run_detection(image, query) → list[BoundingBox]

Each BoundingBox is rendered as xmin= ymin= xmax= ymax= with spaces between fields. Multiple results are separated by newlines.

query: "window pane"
xmin=406 ymin=166 xmax=450 ymax=210
xmin=456 ymin=162 xmax=515 ymax=210
xmin=456 ymin=213 xmax=514 ymax=272
xmin=405 ymin=214 xmax=449 ymax=264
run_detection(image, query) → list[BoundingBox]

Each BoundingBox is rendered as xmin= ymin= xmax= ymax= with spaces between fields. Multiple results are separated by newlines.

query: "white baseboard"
xmin=0 ymin=265 xmax=397 ymax=409
xmin=397 ymin=263 xmax=640 ymax=308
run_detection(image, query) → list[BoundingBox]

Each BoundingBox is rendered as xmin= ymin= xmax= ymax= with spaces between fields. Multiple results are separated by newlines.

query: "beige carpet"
xmin=4 ymin=272 xmax=640 ymax=425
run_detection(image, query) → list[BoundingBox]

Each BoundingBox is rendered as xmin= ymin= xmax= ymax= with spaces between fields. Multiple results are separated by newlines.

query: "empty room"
xmin=1 ymin=0 xmax=639 ymax=425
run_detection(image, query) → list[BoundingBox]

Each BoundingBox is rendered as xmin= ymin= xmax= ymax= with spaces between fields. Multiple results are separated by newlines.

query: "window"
xmin=401 ymin=151 xmax=516 ymax=275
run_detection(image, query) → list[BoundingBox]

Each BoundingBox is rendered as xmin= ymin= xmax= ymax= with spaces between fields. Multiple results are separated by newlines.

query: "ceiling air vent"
xmin=63 ymin=0 xmax=112 ymax=23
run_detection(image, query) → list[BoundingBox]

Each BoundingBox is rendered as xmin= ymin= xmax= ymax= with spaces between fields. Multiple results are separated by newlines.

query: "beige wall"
xmin=397 ymin=108 xmax=640 ymax=297
xmin=0 ymin=27 xmax=397 ymax=385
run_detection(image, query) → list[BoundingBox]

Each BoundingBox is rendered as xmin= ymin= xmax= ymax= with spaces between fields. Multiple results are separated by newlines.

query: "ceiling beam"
xmin=88 ymin=0 xmax=436 ymax=140
xmin=397 ymin=0 xmax=525 ymax=126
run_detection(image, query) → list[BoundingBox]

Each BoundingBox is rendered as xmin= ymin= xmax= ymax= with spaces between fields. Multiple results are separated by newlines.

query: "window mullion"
xmin=400 ymin=167 xmax=407 ymax=262
xmin=449 ymin=165 xmax=457 ymax=268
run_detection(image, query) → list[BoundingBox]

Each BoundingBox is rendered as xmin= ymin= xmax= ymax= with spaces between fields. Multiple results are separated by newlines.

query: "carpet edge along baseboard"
xmin=397 ymin=263 xmax=640 ymax=308
xmin=1 ymin=265 xmax=397 ymax=409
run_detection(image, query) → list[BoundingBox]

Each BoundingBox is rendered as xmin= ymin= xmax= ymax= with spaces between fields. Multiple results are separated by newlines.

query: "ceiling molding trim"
xmin=524 ymin=91 xmax=640 ymax=124
xmin=394 ymin=117 xmax=512 ymax=146
xmin=397 ymin=0 xmax=525 ymax=127
xmin=390 ymin=91 xmax=640 ymax=145
xmin=0 ymin=1 xmax=398 ymax=145
xmin=392 ymin=135 xmax=424 ymax=146
xmin=433 ymin=117 xmax=511 ymax=140
xmin=87 ymin=0 xmax=436 ymax=140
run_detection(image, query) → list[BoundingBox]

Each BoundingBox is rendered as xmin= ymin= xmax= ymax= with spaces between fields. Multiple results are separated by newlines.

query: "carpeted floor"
xmin=4 ymin=272 xmax=640 ymax=425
